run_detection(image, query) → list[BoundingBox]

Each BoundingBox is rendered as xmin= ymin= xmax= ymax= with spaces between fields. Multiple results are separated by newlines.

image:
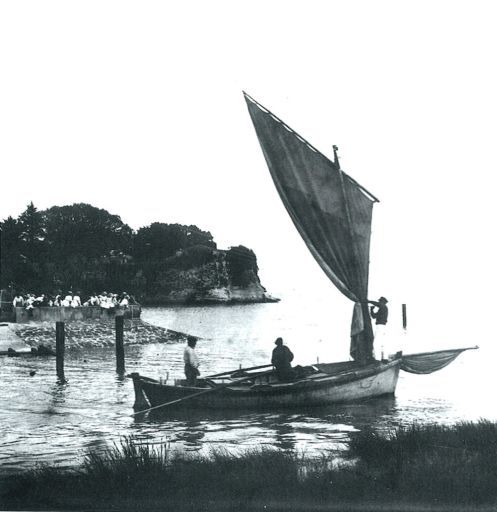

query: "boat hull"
xmin=131 ymin=359 xmax=401 ymax=410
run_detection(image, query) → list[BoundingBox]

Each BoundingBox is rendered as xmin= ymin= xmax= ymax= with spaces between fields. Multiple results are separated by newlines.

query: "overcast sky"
xmin=1 ymin=1 xmax=496 ymax=347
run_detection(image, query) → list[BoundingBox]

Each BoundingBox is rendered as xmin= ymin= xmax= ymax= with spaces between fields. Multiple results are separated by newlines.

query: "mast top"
xmin=333 ymin=145 xmax=341 ymax=170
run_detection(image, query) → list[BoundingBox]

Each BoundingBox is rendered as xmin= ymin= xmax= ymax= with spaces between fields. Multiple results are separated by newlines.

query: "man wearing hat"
xmin=369 ymin=297 xmax=388 ymax=326
xmin=369 ymin=297 xmax=389 ymax=359
xmin=271 ymin=337 xmax=295 ymax=381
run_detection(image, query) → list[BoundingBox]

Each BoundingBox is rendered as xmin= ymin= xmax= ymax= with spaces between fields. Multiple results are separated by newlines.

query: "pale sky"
xmin=1 ymin=1 xmax=496 ymax=348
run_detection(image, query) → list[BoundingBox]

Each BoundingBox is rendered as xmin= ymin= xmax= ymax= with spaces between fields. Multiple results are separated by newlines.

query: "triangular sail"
xmin=244 ymin=93 xmax=377 ymax=362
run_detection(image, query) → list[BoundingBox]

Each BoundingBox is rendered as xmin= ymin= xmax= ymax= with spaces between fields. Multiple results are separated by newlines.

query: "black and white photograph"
xmin=0 ymin=1 xmax=495 ymax=510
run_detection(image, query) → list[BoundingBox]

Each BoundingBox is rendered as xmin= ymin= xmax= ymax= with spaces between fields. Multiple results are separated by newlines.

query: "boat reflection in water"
xmin=132 ymin=395 xmax=399 ymax=454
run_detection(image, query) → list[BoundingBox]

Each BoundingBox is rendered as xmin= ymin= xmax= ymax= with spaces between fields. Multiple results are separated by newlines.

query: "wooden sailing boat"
xmin=129 ymin=93 xmax=476 ymax=411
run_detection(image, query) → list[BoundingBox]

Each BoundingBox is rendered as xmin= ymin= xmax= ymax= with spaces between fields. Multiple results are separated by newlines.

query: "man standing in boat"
xmin=369 ymin=297 xmax=389 ymax=359
xmin=271 ymin=337 xmax=295 ymax=381
xmin=184 ymin=336 xmax=200 ymax=386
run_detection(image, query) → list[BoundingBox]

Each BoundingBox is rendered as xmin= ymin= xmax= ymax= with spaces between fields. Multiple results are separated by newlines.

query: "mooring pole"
xmin=115 ymin=315 xmax=125 ymax=374
xmin=55 ymin=321 xmax=65 ymax=380
xmin=402 ymin=304 xmax=407 ymax=330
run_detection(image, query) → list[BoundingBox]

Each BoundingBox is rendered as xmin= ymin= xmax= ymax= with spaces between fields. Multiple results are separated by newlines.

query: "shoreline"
xmin=141 ymin=296 xmax=280 ymax=307
xmin=3 ymin=421 xmax=497 ymax=510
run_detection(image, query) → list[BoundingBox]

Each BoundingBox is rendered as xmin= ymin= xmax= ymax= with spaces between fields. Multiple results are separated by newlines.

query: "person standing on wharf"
xmin=184 ymin=336 xmax=200 ymax=386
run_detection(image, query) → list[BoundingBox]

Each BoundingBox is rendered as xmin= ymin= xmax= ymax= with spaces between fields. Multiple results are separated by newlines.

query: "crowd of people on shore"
xmin=12 ymin=291 xmax=137 ymax=311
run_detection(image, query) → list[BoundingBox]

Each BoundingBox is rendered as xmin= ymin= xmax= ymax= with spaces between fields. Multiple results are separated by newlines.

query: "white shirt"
xmin=183 ymin=346 xmax=199 ymax=368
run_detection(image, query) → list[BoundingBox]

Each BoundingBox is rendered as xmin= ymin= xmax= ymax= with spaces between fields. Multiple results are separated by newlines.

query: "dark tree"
xmin=1 ymin=203 xmax=135 ymax=293
xmin=133 ymin=223 xmax=216 ymax=263
xmin=0 ymin=216 xmax=24 ymax=289
xmin=18 ymin=202 xmax=45 ymax=248
xmin=3 ymin=203 xmax=46 ymax=291
xmin=41 ymin=203 xmax=134 ymax=292
xmin=43 ymin=203 xmax=133 ymax=260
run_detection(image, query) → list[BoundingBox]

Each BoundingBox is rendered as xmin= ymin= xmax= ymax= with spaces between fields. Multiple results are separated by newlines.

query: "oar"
xmin=132 ymin=369 xmax=274 ymax=416
xmin=203 ymin=363 xmax=273 ymax=379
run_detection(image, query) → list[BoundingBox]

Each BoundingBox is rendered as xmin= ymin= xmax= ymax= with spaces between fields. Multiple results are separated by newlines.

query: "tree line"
xmin=0 ymin=202 xmax=259 ymax=302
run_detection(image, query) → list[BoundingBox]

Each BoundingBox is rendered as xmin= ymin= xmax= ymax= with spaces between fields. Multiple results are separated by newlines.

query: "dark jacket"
xmin=271 ymin=345 xmax=294 ymax=369
xmin=370 ymin=302 xmax=388 ymax=325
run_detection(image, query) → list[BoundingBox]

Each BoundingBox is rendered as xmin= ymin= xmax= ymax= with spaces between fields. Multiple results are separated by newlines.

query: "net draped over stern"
xmin=244 ymin=93 xmax=377 ymax=363
xmin=401 ymin=348 xmax=475 ymax=374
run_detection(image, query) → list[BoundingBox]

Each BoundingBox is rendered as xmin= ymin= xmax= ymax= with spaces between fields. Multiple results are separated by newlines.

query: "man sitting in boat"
xmin=271 ymin=337 xmax=295 ymax=382
xmin=184 ymin=336 xmax=200 ymax=386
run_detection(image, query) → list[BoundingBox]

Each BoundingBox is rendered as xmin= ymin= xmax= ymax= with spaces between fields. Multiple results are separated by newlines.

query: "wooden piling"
xmin=402 ymin=304 xmax=407 ymax=330
xmin=115 ymin=315 xmax=125 ymax=373
xmin=55 ymin=321 xmax=65 ymax=380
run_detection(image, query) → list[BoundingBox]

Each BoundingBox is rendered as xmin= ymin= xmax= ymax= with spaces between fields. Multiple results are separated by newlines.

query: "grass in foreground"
xmin=3 ymin=421 xmax=497 ymax=510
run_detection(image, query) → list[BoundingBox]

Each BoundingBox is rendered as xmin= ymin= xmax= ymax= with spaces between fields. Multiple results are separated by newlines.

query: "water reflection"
xmin=82 ymin=433 xmax=114 ymax=456
xmin=130 ymin=395 xmax=399 ymax=454
xmin=49 ymin=381 xmax=67 ymax=406
xmin=116 ymin=373 xmax=126 ymax=385
xmin=272 ymin=418 xmax=296 ymax=451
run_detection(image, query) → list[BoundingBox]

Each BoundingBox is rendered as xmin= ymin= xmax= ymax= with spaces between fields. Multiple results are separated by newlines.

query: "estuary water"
xmin=0 ymin=291 xmax=494 ymax=475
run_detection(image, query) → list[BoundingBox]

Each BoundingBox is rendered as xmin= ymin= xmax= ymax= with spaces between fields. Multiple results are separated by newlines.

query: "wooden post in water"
xmin=402 ymin=304 xmax=407 ymax=330
xmin=55 ymin=321 xmax=65 ymax=380
xmin=115 ymin=315 xmax=125 ymax=374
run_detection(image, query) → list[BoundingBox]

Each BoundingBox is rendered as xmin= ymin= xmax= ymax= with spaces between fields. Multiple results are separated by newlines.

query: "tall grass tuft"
xmin=347 ymin=420 xmax=497 ymax=504
xmin=81 ymin=437 xmax=173 ymax=497
xmin=79 ymin=438 xmax=302 ymax=502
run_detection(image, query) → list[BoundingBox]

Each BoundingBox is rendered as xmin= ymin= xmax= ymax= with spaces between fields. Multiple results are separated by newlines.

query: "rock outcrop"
xmin=140 ymin=246 xmax=278 ymax=305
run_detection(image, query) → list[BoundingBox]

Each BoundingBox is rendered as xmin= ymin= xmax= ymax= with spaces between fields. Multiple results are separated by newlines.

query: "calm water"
xmin=0 ymin=294 xmax=494 ymax=474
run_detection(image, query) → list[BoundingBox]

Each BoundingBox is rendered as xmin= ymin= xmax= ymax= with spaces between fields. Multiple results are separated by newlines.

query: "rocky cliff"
xmin=140 ymin=247 xmax=278 ymax=305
